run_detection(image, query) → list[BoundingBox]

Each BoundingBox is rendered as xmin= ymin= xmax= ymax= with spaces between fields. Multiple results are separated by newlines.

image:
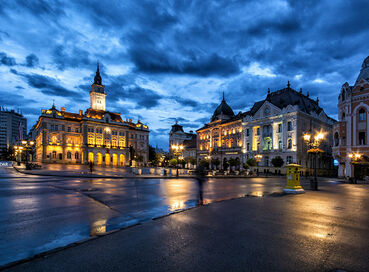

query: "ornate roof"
xmin=249 ymin=83 xmax=322 ymax=115
xmin=170 ymin=122 xmax=184 ymax=133
xmin=211 ymin=92 xmax=235 ymax=122
xmin=355 ymin=56 xmax=369 ymax=84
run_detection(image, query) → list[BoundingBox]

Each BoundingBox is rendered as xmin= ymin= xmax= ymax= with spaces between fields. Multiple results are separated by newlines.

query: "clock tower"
xmin=90 ymin=63 xmax=106 ymax=111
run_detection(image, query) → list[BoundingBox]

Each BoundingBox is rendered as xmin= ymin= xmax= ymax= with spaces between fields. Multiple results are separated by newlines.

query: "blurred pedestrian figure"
xmin=89 ymin=161 xmax=94 ymax=174
xmin=195 ymin=166 xmax=206 ymax=205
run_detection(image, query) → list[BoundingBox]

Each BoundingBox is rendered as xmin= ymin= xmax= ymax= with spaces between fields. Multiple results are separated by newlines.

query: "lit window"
xmin=287 ymin=139 xmax=292 ymax=149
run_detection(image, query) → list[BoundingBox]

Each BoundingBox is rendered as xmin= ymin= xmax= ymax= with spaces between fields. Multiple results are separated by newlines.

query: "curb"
xmin=12 ymin=167 xmax=280 ymax=179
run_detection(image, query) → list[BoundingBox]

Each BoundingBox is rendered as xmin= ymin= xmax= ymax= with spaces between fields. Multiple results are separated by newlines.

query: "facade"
xmin=0 ymin=108 xmax=27 ymax=154
xmin=31 ymin=64 xmax=149 ymax=166
xmin=169 ymin=122 xmax=196 ymax=147
xmin=243 ymin=84 xmax=335 ymax=171
xmin=197 ymin=94 xmax=244 ymax=168
xmin=197 ymin=86 xmax=335 ymax=171
xmin=333 ymin=56 xmax=369 ymax=178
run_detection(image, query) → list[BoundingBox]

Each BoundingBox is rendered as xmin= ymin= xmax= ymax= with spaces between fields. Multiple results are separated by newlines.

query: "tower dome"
xmin=211 ymin=92 xmax=234 ymax=122
xmin=355 ymin=56 xmax=369 ymax=84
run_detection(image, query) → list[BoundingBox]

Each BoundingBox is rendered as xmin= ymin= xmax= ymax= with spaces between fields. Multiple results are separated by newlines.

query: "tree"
xmin=199 ymin=159 xmax=210 ymax=170
xmin=271 ymin=156 xmax=284 ymax=167
xmin=178 ymin=159 xmax=186 ymax=168
xmin=170 ymin=158 xmax=178 ymax=167
xmin=186 ymin=157 xmax=196 ymax=168
xmin=243 ymin=163 xmax=249 ymax=169
xmin=246 ymin=158 xmax=257 ymax=167
xmin=149 ymin=145 xmax=156 ymax=162
xmin=211 ymin=158 xmax=220 ymax=169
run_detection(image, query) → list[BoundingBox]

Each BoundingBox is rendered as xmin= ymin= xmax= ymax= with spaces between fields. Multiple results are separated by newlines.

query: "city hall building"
xmin=197 ymin=84 xmax=335 ymax=171
xmin=333 ymin=56 xmax=369 ymax=178
xmin=30 ymin=64 xmax=149 ymax=166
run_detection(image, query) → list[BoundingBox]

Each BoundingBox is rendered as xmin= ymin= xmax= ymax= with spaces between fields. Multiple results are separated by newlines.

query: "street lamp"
xmin=171 ymin=144 xmax=184 ymax=177
xmin=303 ymin=131 xmax=325 ymax=190
xmin=255 ymin=154 xmax=263 ymax=176
xmin=348 ymin=152 xmax=362 ymax=182
xmin=15 ymin=140 xmax=35 ymax=170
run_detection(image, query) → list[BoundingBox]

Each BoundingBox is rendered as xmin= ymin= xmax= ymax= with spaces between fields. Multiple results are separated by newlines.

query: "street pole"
xmin=313 ymin=152 xmax=318 ymax=190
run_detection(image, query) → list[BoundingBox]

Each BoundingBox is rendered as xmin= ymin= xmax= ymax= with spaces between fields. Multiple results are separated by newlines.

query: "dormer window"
xmin=264 ymin=107 xmax=270 ymax=115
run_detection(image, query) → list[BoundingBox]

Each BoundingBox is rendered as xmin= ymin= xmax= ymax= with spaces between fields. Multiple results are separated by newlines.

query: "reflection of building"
xmin=243 ymin=84 xmax=335 ymax=170
xmin=197 ymin=86 xmax=335 ymax=170
xmin=333 ymin=56 xmax=369 ymax=178
xmin=169 ymin=122 xmax=196 ymax=148
xmin=31 ymin=64 xmax=149 ymax=166
xmin=197 ymin=93 xmax=243 ymax=168
xmin=0 ymin=108 xmax=27 ymax=154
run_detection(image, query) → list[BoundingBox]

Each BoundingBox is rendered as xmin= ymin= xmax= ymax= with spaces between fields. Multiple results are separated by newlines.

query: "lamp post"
xmin=255 ymin=154 xmax=262 ymax=176
xmin=171 ymin=144 xmax=183 ymax=177
xmin=348 ymin=152 xmax=362 ymax=182
xmin=303 ymin=132 xmax=325 ymax=190
xmin=14 ymin=140 xmax=35 ymax=169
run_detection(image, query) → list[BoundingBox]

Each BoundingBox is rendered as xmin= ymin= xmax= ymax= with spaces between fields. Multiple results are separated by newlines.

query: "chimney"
xmin=79 ymin=110 xmax=83 ymax=115
xmin=61 ymin=107 xmax=65 ymax=112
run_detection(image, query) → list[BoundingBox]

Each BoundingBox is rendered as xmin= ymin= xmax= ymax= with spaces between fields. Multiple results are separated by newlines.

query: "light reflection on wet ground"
xmin=0 ymin=167 xmax=344 ymax=266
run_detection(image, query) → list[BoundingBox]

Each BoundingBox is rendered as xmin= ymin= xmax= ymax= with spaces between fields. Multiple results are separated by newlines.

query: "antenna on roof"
xmin=222 ymin=91 xmax=225 ymax=101
xmin=267 ymin=88 xmax=270 ymax=95
xmin=287 ymin=81 xmax=291 ymax=89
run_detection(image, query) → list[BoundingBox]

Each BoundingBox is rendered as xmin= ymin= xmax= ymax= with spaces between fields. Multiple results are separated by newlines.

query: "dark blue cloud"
xmin=25 ymin=54 xmax=39 ymax=67
xmin=11 ymin=69 xmax=84 ymax=99
xmin=0 ymin=52 xmax=16 ymax=66
xmin=0 ymin=0 xmax=369 ymax=149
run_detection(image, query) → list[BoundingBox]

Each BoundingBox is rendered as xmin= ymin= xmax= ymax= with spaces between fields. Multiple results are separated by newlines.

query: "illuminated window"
xmin=75 ymin=152 xmax=79 ymax=160
xmin=287 ymin=139 xmax=292 ymax=149
xmin=52 ymin=151 xmax=56 ymax=159
xmin=67 ymin=151 xmax=72 ymax=159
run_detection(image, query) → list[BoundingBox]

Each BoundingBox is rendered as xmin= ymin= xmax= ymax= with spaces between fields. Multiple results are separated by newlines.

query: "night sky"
xmin=0 ymin=0 xmax=368 ymax=150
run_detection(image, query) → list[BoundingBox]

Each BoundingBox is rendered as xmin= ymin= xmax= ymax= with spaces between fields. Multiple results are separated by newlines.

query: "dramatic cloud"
xmin=0 ymin=0 xmax=368 ymax=149
xmin=25 ymin=54 xmax=39 ymax=67
xmin=0 ymin=52 xmax=16 ymax=66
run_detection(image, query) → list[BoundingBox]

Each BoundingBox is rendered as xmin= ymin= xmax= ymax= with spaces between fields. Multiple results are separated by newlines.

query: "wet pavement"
xmin=0 ymin=167 xmax=286 ymax=266
xmin=3 ymin=172 xmax=369 ymax=272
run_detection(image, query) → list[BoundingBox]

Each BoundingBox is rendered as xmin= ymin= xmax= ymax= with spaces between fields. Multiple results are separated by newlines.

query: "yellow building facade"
xmin=31 ymin=64 xmax=149 ymax=166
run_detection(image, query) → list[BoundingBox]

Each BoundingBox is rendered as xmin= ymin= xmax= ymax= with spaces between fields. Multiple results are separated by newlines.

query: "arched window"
xmin=287 ymin=139 xmax=292 ymax=149
xmin=75 ymin=152 xmax=79 ymax=160
xmin=52 ymin=151 xmax=56 ymax=159
xmin=342 ymin=89 xmax=345 ymax=101
xmin=67 ymin=151 xmax=71 ymax=159
xmin=359 ymin=108 xmax=366 ymax=121
xmin=341 ymin=112 xmax=345 ymax=120
xmin=334 ymin=132 xmax=339 ymax=146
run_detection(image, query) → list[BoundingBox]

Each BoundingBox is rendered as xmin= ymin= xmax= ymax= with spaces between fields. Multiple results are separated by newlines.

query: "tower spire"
xmin=287 ymin=81 xmax=290 ymax=89
xmin=94 ymin=61 xmax=102 ymax=85
xmin=222 ymin=91 xmax=225 ymax=102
